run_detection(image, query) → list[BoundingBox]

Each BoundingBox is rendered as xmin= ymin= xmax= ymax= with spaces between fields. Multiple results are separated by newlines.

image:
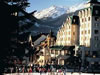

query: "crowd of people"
xmin=4 ymin=64 xmax=64 ymax=73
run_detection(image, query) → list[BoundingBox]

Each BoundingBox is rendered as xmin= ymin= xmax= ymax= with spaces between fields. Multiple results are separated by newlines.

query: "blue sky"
xmin=26 ymin=0 xmax=86 ymax=12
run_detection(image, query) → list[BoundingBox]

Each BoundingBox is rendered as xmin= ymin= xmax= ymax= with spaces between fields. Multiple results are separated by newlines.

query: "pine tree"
xmin=0 ymin=0 xmax=36 ymax=74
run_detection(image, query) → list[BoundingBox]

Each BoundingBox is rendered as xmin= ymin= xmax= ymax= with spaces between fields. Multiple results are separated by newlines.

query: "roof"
xmin=71 ymin=16 xmax=79 ymax=25
xmin=75 ymin=5 xmax=100 ymax=16
xmin=89 ymin=0 xmax=100 ymax=4
xmin=34 ymin=35 xmax=47 ymax=46
xmin=62 ymin=13 xmax=79 ymax=26
xmin=92 ymin=6 xmax=100 ymax=16
xmin=32 ymin=33 xmax=48 ymax=42
xmin=50 ymin=46 xmax=75 ymax=51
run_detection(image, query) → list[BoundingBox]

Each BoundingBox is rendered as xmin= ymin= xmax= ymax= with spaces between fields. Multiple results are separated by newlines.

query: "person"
xmin=22 ymin=67 xmax=25 ymax=73
xmin=29 ymin=67 xmax=32 ymax=72
xmin=10 ymin=67 xmax=13 ymax=73
xmin=64 ymin=70 xmax=66 ymax=75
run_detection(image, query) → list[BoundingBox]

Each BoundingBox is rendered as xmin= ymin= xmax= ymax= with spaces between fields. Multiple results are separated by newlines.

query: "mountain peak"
xmin=50 ymin=5 xmax=57 ymax=8
xmin=34 ymin=2 xmax=87 ymax=19
xmin=34 ymin=5 xmax=68 ymax=19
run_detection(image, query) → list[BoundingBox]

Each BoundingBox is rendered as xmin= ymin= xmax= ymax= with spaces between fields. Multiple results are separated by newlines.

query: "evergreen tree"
xmin=0 ymin=0 xmax=36 ymax=74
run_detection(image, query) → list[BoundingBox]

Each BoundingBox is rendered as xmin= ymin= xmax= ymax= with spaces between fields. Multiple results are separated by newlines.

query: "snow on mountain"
xmin=34 ymin=2 xmax=87 ymax=19
xmin=34 ymin=5 xmax=68 ymax=19
xmin=67 ymin=2 xmax=86 ymax=13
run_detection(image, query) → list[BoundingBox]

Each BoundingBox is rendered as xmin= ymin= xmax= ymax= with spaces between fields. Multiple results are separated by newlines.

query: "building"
xmin=50 ymin=46 xmax=75 ymax=65
xmin=78 ymin=0 xmax=100 ymax=70
xmin=54 ymin=0 xmax=100 ymax=71
xmin=31 ymin=32 xmax=56 ymax=66
xmin=53 ymin=15 xmax=79 ymax=65
xmin=56 ymin=16 xmax=79 ymax=46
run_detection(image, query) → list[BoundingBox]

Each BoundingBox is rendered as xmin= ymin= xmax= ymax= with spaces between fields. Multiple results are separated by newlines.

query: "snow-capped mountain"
xmin=29 ymin=1 xmax=88 ymax=36
xmin=34 ymin=2 xmax=86 ymax=19
xmin=67 ymin=2 xmax=86 ymax=13
xmin=34 ymin=5 xmax=68 ymax=19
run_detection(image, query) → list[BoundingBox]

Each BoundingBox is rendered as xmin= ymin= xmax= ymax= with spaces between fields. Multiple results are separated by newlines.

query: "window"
xmin=95 ymin=17 xmax=99 ymax=21
xmin=94 ymin=44 xmax=99 ymax=48
xmin=85 ymin=18 xmax=87 ymax=22
xmin=94 ymin=36 xmax=99 ymax=41
xmin=73 ymin=32 xmax=75 ymax=35
xmin=55 ymin=50 xmax=58 ymax=55
xmin=82 ymin=18 xmax=84 ymax=22
xmin=94 ymin=23 xmax=99 ymax=27
xmin=94 ymin=30 xmax=99 ymax=34
xmin=88 ymin=30 xmax=90 ymax=34
xmin=85 ymin=30 xmax=87 ymax=34
xmin=88 ymin=17 xmax=90 ymax=21
xmin=84 ymin=37 xmax=87 ymax=40
xmin=95 ymin=10 xmax=99 ymax=14
xmin=81 ymin=31 xmax=83 ymax=34
xmin=51 ymin=50 xmax=54 ymax=54
xmin=68 ymin=37 xmax=70 ymax=40
xmin=69 ymin=26 xmax=70 ymax=29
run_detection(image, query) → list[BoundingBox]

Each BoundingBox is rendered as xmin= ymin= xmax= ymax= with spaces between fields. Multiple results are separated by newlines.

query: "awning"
xmin=56 ymin=55 xmax=70 ymax=60
xmin=50 ymin=46 xmax=75 ymax=51
xmin=50 ymin=46 xmax=63 ymax=50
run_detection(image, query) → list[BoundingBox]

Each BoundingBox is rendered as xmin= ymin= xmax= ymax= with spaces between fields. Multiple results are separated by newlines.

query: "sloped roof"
xmin=32 ymin=33 xmax=48 ymax=42
xmin=89 ymin=0 xmax=100 ymax=4
xmin=34 ymin=35 xmax=47 ymax=46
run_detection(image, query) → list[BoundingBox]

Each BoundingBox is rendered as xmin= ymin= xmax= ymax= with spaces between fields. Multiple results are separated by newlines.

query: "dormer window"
xmin=88 ymin=8 xmax=91 ymax=16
